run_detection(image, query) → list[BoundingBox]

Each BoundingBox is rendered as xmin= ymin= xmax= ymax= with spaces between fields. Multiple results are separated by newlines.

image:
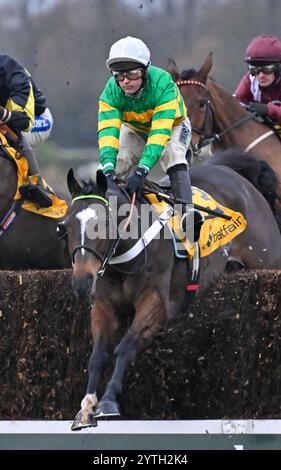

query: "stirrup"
xmin=19 ymin=183 xmax=52 ymax=208
xmin=181 ymin=208 xmax=205 ymax=242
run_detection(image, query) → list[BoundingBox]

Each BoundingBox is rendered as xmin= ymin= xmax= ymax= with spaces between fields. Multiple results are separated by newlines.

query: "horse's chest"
xmin=107 ymin=279 xmax=140 ymax=305
xmin=122 ymin=280 xmax=138 ymax=302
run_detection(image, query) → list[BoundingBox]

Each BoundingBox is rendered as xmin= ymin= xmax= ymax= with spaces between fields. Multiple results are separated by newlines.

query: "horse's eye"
xmin=199 ymin=100 xmax=206 ymax=109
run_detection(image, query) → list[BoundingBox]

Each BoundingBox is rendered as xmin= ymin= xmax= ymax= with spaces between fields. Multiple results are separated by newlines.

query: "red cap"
xmin=245 ymin=35 xmax=281 ymax=62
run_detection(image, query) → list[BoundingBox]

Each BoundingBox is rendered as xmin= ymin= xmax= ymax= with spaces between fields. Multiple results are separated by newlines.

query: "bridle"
xmin=70 ymin=194 xmax=147 ymax=277
xmin=70 ymin=195 xmax=115 ymax=276
xmin=176 ymin=79 xmax=216 ymax=155
xmin=176 ymin=79 xmax=254 ymax=155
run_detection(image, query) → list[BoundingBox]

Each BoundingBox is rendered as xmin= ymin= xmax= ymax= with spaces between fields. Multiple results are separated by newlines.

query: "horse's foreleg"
xmin=71 ymin=298 xmax=118 ymax=430
xmin=94 ymin=288 xmax=166 ymax=418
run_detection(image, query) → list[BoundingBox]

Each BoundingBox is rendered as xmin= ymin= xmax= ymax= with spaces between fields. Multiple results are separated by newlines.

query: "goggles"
xmin=248 ymin=64 xmax=276 ymax=75
xmin=112 ymin=68 xmax=143 ymax=82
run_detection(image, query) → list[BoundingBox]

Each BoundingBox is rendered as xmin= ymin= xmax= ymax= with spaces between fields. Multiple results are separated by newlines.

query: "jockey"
xmin=235 ymin=35 xmax=281 ymax=126
xmin=0 ymin=54 xmax=53 ymax=207
xmin=98 ymin=36 xmax=203 ymax=242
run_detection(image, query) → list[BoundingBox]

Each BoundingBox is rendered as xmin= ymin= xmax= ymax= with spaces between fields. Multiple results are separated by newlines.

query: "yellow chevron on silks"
xmin=145 ymin=186 xmax=247 ymax=258
xmin=0 ymin=133 xmax=68 ymax=219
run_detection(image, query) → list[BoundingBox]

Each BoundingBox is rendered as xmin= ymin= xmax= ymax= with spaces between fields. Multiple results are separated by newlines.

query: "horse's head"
xmin=62 ymin=169 xmax=126 ymax=298
xmin=168 ymin=53 xmax=215 ymax=153
xmin=169 ymin=53 xmax=254 ymax=154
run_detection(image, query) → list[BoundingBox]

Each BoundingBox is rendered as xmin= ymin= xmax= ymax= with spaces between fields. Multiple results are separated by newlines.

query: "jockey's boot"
xmin=19 ymin=174 xmax=52 ymax=208
xmin=168 ymin=164 xmax=204 ymax=243
xmin=19 ymin=136 xmax=52 ymax=208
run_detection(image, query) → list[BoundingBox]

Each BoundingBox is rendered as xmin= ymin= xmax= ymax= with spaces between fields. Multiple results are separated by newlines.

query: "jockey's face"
xmin=255 ymin=70 xmax=275 ymax=87
xmin=248 ymin=63 xmax=277 ymax=87
xmin=118 ymin=76 xmax=143 ymax=95
xmin=112 ymin=68 xmax=144 ymax=95
xmin=111 ymin=67 xmax=144 ymax=95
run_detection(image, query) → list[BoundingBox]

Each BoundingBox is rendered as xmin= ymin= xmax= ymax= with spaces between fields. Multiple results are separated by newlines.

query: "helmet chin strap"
xmin=132 ymin=81 xmax=145 ymax=98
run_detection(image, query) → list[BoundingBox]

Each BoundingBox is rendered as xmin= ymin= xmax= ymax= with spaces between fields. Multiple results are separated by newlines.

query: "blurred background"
xmin=0 ymin=0 xmax=279 ymax=192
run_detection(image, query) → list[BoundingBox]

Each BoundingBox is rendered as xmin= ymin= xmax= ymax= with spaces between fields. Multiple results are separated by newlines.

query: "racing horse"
xmin=0 ymin=132 xmax=70 ymax=269
xmin=64 ymin=164 xmax=281 ymax=430
xmin=167 ymin=53 xmax=281 ymax=198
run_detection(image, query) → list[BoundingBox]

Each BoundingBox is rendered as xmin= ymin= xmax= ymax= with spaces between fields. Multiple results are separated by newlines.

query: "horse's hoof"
xmin=71 ymin=409 xmax=98 ymax=431
xmin=94 ymin=400 xmax=120 ymax=419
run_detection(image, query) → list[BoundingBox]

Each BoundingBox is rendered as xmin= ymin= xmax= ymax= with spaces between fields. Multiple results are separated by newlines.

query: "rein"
xmin=97 ymin=192 xmax=140 ymax=276
xmin=70 ymin=184 xmax=232 ymax=279
xmin=0 ymin=121 xmax=20 ymax=147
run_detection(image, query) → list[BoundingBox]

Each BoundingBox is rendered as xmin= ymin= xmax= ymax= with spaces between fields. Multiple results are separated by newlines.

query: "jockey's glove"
xmin=0 ymin=106 xmax=29 ymax=131
xmin=124 ymin=166 xmax=148 ymax=198
xmin=0 ymin=106 xmax=12 ymax=123
xmin=103 ymin=169 xmax=117 ymax=190
xmin=104 ymin=169 xmax=115 ymax=178
xmin=248 ymin=102 xmax=268 ymax=117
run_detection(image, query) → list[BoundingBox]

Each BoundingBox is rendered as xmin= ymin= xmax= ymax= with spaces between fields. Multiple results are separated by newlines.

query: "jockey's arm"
xmin=0 ymin=55 xmax=35 ymax=132
xmin=98 ymin=97 xmax=122 ymax=173
xmin=0 ymin=106 xmax=30 ymax=132
xmin=138 ymin=81 xmax=179 ymax=171
xmin=234 ymin=74 xmax=253 ymax=105
xmin=267 ymin=101 xmax=281 ymax=125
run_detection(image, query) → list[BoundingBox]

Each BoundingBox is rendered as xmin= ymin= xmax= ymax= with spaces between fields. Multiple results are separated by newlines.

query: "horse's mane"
xmin=180 ymin=68 xmax=198 ymax=80
xmin=180 ymin=68 xmax=217 ymax=84
xmin=78 ymin=178 xmax=131 ymax=203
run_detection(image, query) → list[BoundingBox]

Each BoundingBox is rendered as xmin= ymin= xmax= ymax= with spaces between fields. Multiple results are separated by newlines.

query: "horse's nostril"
xmin=72 ymin=274 xmax=94 ymax=298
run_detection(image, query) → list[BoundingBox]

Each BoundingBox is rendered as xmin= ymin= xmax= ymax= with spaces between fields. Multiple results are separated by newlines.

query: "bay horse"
xmin=167 ymin=53 xmax=281 ymax=198
xmin=0 ymin=135 xmax=70 ymax=269
xmin=64 ymin=165 xmax=281 ymax=430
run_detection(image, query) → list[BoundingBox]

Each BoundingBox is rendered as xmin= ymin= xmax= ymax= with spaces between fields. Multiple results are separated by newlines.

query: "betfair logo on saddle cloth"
xmin=0 ymin=133 xmax=67 ymax=219
xmin=146 ymin=187 xmax=247 ymax=258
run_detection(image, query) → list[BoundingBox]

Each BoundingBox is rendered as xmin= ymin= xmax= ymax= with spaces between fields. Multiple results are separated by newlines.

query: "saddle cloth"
xmin=145 ymin=187 xmax=247 ymax=258
xmin=0 ymin=133 xmax=68 ymax=219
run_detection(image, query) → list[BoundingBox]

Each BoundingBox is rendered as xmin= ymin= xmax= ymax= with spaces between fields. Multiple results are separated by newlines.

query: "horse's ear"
xmin=197 ymin=52 xmax=213 ymax=84
xmin=167 ymin=57 xmax=179 ymax=82
xmin=67 ymin=168 xmax=82 ymax=196
xmin=96 ymin=169 xmax=107 ymax=194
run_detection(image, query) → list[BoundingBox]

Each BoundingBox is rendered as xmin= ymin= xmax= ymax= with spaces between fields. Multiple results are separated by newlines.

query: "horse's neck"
xmin=207 ymin=79 xmax=245 ymax=139
xmin=0 ymin=158 xmax=17 ymax=214
xmin=207 ymin=79 xmax=269 ymax=149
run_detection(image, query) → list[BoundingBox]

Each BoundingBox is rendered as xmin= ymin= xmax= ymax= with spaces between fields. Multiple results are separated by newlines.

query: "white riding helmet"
xmin=106 ymin=36 xmax=151 ymax=70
